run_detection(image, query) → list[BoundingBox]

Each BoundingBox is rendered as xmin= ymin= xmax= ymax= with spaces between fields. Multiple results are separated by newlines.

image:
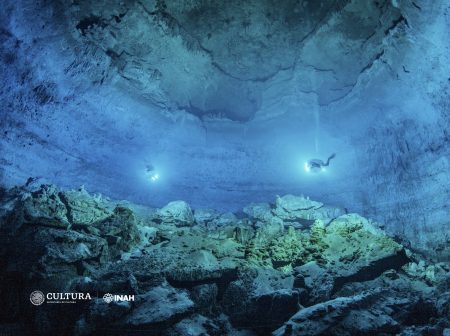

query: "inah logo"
xmin=103 ymin=293 xmax=114 ymax=303
xmin=102 ymin=293 xmax=135 ymax=303
xmin=30 ymin=291 xmax=45 ymax=306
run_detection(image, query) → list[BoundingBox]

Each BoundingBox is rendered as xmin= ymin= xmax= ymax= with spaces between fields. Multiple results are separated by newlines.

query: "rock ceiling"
xmin=65 ymin=0 xmax=408 ymax=121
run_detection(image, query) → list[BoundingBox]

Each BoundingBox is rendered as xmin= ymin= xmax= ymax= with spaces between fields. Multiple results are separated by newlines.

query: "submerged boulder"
xmin=193 ymin=208 xmax=219 ymax=226
xmin=273 ymin=290 xmax=383 ymax=336
xmin=167 ymin=314 xmax=218 ymax=336
xmin=159 ymin=201 xmax=194 ymax=226
xmin=36 ymin=229 xmax=109 ymax=272
xmin=167 ymin=249 xmax=221 ymax=282
xmin=3 ymin=225 xmax=109 ymax=308
xmin=167 ymin=314 xmax=257 ymax=336
xmin=273 ymin=194 xmax=323 ymax=221
xmin=294 ymin=261 xmax=335 ymax=303
xmin=14 ymin=185 xmax=114 ymax=230
xmin=222 ymin=268 xmax=302 ymax=332
xmin=272 ymin=195 xmax=345 ymax=227
xmin=293 ymin=214 xmax=410 ymax=303
xmin=321 ymin=214 xmax=410 ymax=288
xmin=78 ymin=285 xmax=195 ymax=335
xmin=60 ymin=187 xmax=112 ymax=226
xmin=124 ymin=285 xmax=194 ymax=327
xmin=243 ymin=202 xmax=274 ymax=222
xmin=92 ymin=206 xmax=141 ymax=259
xmin=269 ymin=226 xmax=306 ymax=269
xmin=21 ymin=184 xmax=70 ymax=228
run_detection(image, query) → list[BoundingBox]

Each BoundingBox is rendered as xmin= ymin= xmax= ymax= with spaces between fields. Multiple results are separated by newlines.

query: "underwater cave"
xmin=0 ymin=0 xmax=449 ymax=335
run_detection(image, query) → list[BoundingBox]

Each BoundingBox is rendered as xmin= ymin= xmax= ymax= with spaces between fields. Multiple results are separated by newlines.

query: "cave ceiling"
xmin=65 ymin=0 xmax=407 ymax=122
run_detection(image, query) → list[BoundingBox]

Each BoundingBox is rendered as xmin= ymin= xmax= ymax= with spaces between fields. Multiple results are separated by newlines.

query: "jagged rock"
xmin=400 ymin=326 xmax=448 ymax=336
xmin=85 ymin=299 xmax=132 ymax=325
xmin=38 ymin=229 xmax=109 ymax=268
xmin=243 ymin=202 xmax=274 ymax=222
xmin=312 ymin=205 xmax=347 ymax=222
xmin=92 ymin=206 xmax=141 ymax=259
xmin=21 ymin=184 xmax=70 ymax=228
xmin=245 ymin=219 xmax=325 ymax=271
xmin=321 ymin=214 xmax=410 ymax=287
xmin=222 ymin=268 xmax=302 ymax=332
xmin=403 ymin=261 xmax=450 ymax=290
xmin=1 ymin=184 xmax=449 ymax=335
xmin=166 ymin=314 xmax=219 ymax=336
xmin=333 ymin=269 xmax=449 ymax=334
xmin=137 ymin=225 xmax=158 ymax=246
xmin=242 ymin=203 xmax=284 ymax=241
xmin=233 ymin=225 xmax=255 ymax=245
xmin=338 ymin=308 xmax=400 ymax=335
xmin=189 ymin=283 xmax=218 ymax=311
xmin=166 ymin=249 xmax=239 ymax=287
xmin=166 ymin=314 xmax=257 ymax=336
xmin=140 ymin=228 xmax=244 ymax=283
xmin=61 ymin=187 xmax=112 ymax=226
xmin=273 ymin=194 xmax=323 ymax=222
xmin=436 ymin=292 xmax=450 ymax=320
xmin=255 ymin=216 xmax=285 ymax=238
xmin=194 ymin=208 xmax=219 ymax=226
xmin=272 ymin=195 xmax=346 ymax=226
xmin=214 ymin=212 xmax=238 ymax=227
xmin=294 ymin=261 xmax=335 ymax=303
xmin=159 ymin=201 xmax=195 ymax=226
xmin=0 ymin=187 xmax=23 ymax=229
xmin=243 ymin=234 xmax=272 ymax=268
xmin=124 ymin=285 xmax=194 ymax=327
xmin=6 ymin=227 xmax=108 ymax=280
xmin=305 ymin=219 xmax=329 ymax=263
xmin=293 ymin=215 xmax=410 ymax=303
xmin=79 ymin=264 xmax=165 ymax=296
xmin=269 ymin=226 xmax=306 ymax=269
xmin=168 ymin=249 xmax=220 ymax=280
xmin=273 ymin=290 xmax=381 ymax=336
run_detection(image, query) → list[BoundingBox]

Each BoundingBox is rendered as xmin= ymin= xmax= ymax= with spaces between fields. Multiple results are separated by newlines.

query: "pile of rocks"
xmin=0 ymin=185 xmax=448 ymax=335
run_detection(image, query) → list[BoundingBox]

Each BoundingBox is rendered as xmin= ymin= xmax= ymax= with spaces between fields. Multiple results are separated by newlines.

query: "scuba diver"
xmin=145 ymin=164 xmax=160 ymax=182
xmin=304 ymin=153 xmax=336 ymax=173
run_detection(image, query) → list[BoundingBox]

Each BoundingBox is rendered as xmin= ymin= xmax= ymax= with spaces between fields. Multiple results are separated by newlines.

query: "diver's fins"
xmin=324 ymin=153 xmax=336 ymax=166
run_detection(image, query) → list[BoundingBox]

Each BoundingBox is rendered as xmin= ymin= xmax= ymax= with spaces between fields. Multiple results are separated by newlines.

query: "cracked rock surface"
xmin=65 ymin=0 xmax=407 ymax=119
xmin=1 ymin=184 xmax=449 ymax=335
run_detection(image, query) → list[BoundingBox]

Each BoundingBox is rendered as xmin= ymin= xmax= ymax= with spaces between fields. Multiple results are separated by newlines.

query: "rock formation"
xmin=1 ymin=184 xmax=448 ymax=335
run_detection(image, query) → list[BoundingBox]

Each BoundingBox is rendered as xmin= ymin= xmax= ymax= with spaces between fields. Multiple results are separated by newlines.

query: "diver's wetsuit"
xmin=307 ymin=153 xmax=336 ymax=171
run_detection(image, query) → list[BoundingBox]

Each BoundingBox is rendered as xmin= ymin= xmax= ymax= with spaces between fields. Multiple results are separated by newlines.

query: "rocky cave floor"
xmin=1 ymin=183 xmax=449 ymax=336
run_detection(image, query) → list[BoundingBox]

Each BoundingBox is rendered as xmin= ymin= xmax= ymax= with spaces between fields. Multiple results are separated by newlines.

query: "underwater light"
xmin=145 ymin=164 xmax=160 ymax=183
xmin=304 ymin=162 xmax=311 ymax=173
xmin=304 ymin=160 xmax=325 ymax=174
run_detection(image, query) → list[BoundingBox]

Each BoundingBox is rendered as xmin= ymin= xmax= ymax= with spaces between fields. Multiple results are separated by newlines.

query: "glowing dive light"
xmin=304 ymin=162 xmax=311 ymax=173
xmin=304 ymin=160 xmax=326 ymax=173
xmin=145 ymin=164 xmax=160 ymax=182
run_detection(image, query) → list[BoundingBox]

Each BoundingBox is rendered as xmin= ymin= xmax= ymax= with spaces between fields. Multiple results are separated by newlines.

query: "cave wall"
xmin=0 ymin=0 xmax=449 ymax=258
xmin=324 ymin=1 xmax=450 ymax=259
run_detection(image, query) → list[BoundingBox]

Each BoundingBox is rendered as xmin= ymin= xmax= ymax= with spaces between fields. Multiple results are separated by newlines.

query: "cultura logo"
xmin=30 ymin=291 xmax=45 ymax=306
xmin=29 ymin=291 xmax=92 ymax=304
